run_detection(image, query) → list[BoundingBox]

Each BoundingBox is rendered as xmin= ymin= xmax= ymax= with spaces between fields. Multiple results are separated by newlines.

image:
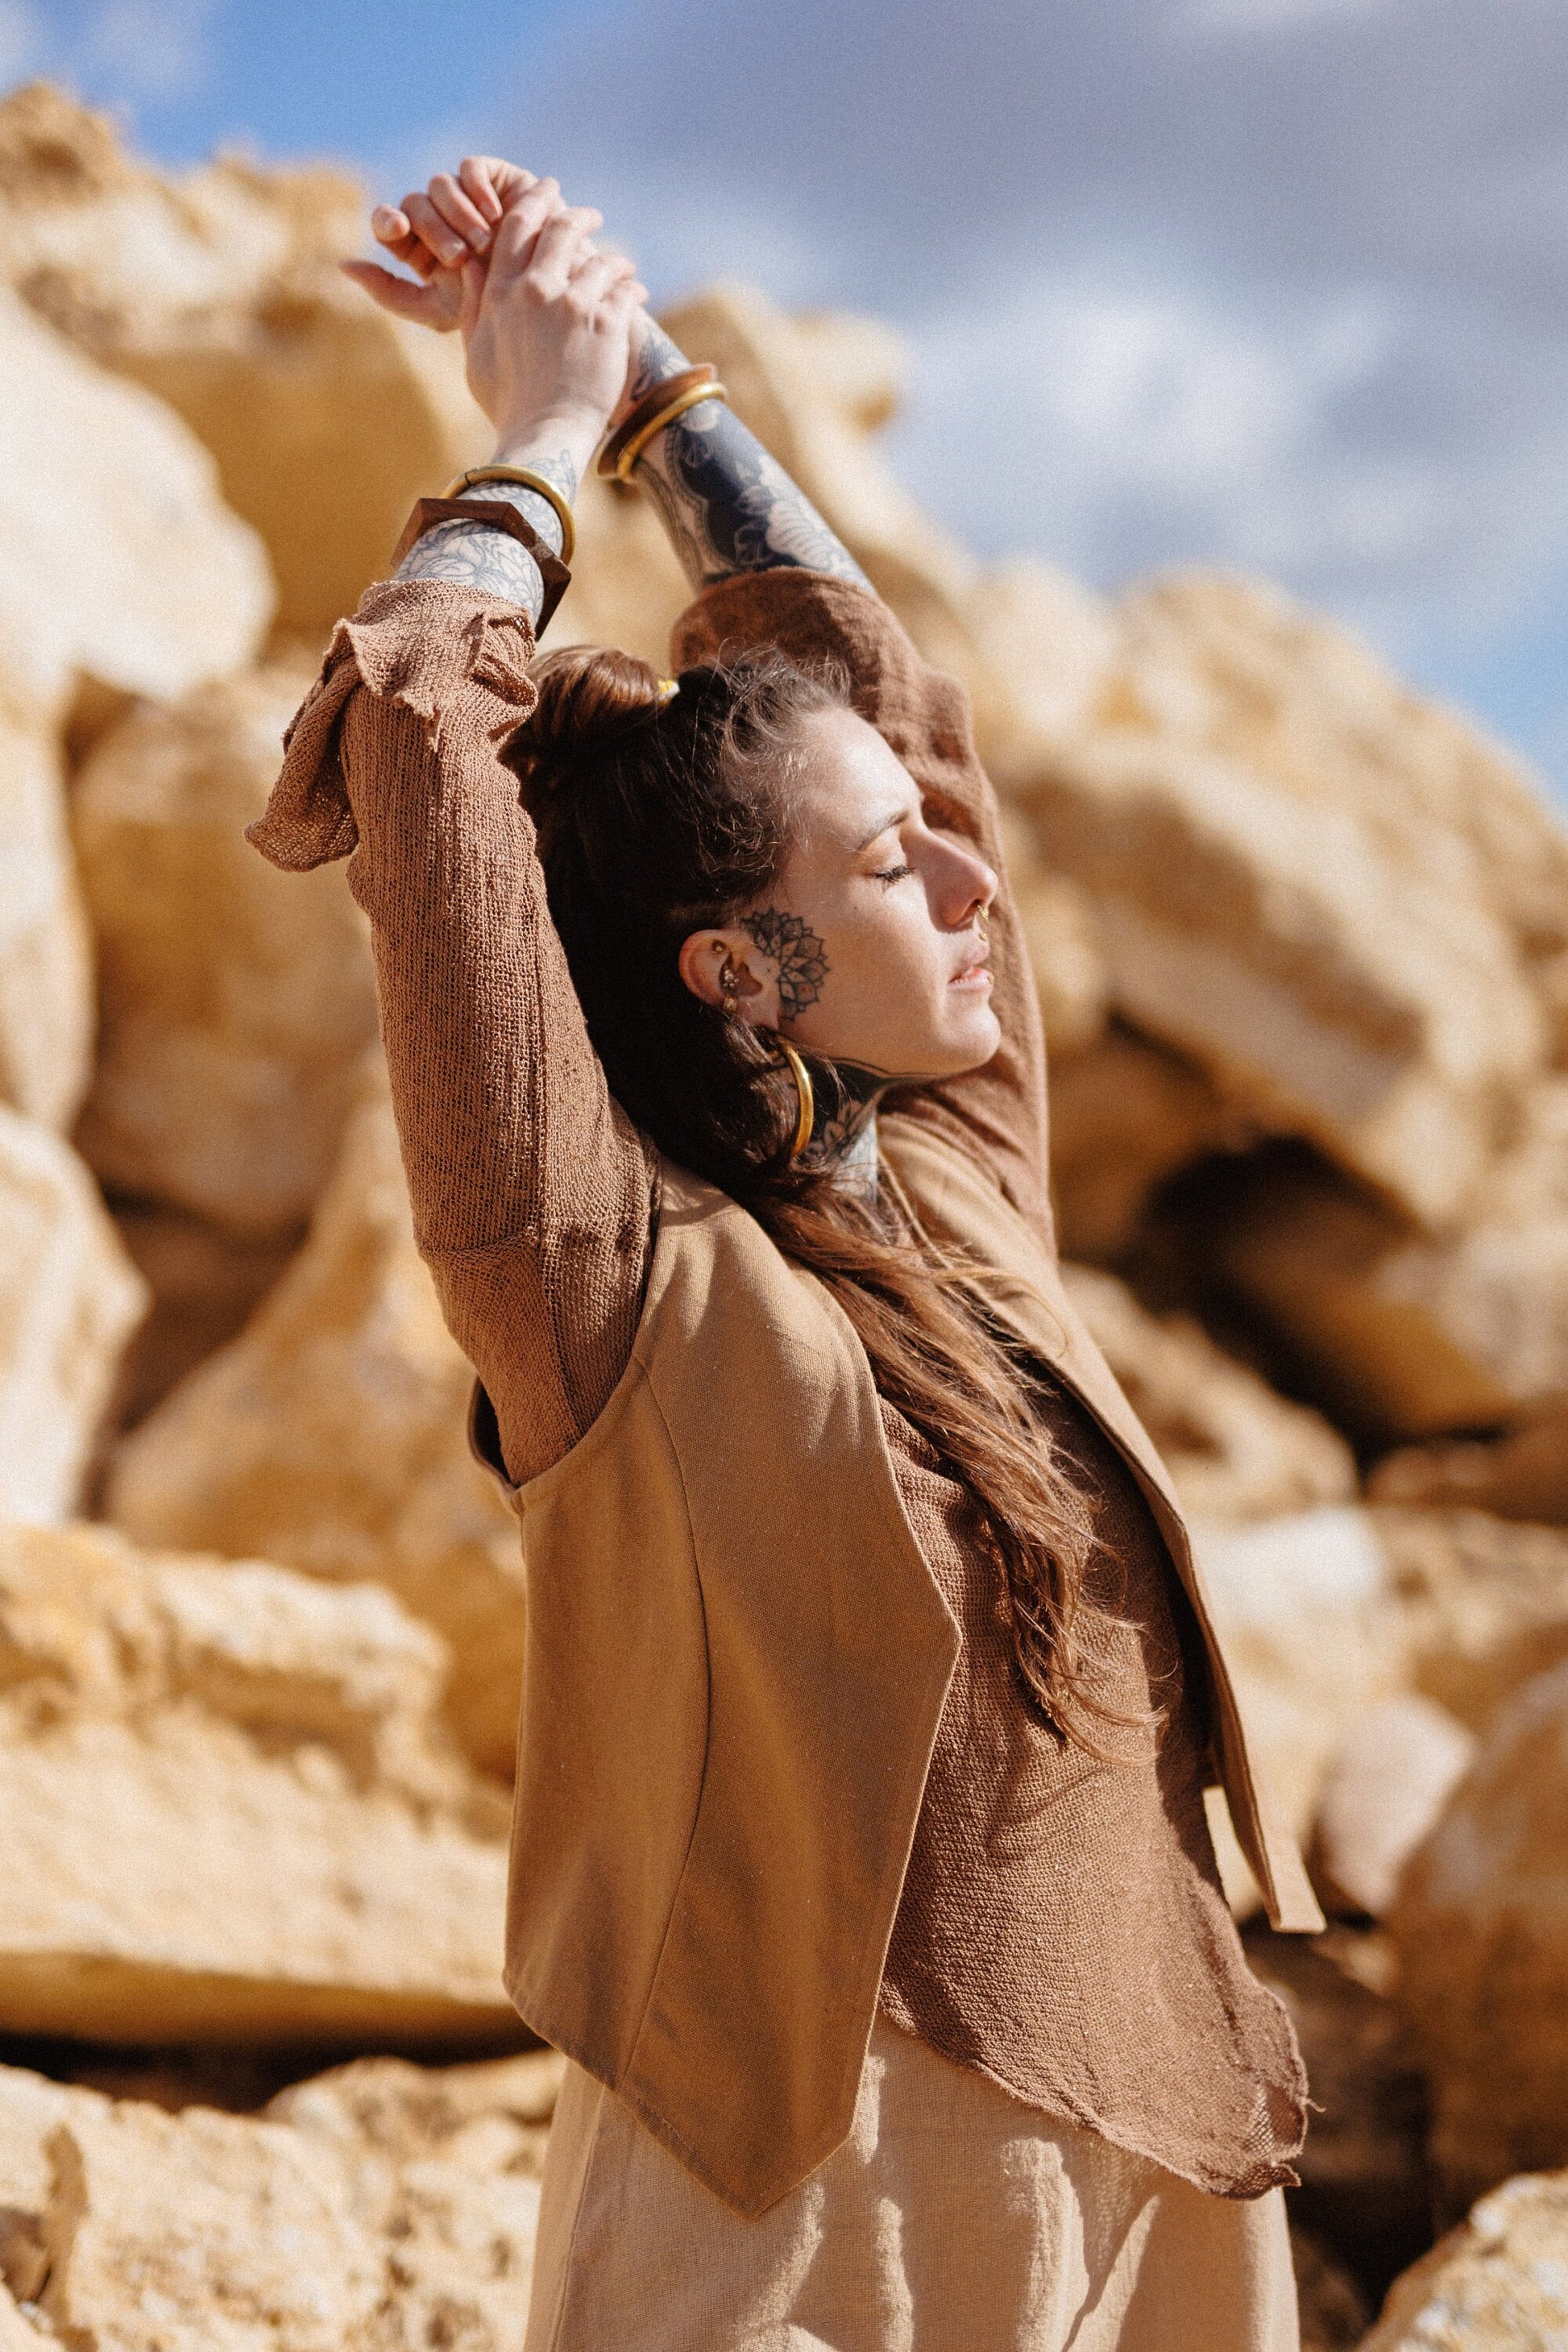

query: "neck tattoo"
xmin=799 ymin=1057 xmax=890 ymax=1205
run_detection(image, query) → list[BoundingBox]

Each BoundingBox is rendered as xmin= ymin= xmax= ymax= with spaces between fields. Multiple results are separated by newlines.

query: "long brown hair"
xmin=512 ymin=642 xmax=1122 ymax=1746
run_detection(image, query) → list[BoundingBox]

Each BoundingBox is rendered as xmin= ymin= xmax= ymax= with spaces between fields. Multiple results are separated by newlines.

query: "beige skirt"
xmin=525 ymin=2017 xmax=1300 ymax=2352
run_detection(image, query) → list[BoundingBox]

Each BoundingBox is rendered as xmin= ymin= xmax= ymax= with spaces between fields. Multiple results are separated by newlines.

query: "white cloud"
xmin=81 ymin=0 xmax=215 ymax=101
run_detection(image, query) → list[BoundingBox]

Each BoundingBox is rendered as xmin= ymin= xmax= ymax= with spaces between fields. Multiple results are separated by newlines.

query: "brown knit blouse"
xmin=255 ymin=566 xmax=1305 ymax=2201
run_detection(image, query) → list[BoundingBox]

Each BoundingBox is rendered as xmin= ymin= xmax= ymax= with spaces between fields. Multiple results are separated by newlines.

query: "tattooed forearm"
xmin=626 ymin=316 xmax=692 ymax=403
xmin=638 ymin=403 xmax=869 ymax=590
xmin=394 ymin=458 xmax=579 ymax=614
xmin=624 ymin=317 xmax=869 ymax=590
xmin=740 ymin=907 xmax=830 ymax=1021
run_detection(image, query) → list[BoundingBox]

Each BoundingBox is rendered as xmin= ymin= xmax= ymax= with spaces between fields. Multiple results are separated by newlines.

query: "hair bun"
xmin=513 ymin=644 xmax=674 ymax=790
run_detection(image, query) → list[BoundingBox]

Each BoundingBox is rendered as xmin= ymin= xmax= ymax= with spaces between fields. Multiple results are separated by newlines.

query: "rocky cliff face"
xmin=0 ymin=77 xmax=1565 ymax=2348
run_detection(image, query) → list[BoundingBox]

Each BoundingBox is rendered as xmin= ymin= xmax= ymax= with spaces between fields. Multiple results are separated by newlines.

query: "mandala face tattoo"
xmin=740 ymin=907 xmax=829 ymax=1022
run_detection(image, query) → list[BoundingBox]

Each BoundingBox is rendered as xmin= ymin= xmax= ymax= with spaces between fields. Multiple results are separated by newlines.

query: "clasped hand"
xmin=342 ymin=157 xmax=648 ymax=474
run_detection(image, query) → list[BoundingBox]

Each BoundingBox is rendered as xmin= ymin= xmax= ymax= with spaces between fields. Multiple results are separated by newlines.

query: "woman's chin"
xmin=926 ymin=1002 xmax=1002 ymax=1077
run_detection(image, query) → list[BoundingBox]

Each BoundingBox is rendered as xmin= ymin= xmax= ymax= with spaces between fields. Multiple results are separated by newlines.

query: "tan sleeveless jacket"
xmin=478 ymin=1114 xmax=1321 ymax=2217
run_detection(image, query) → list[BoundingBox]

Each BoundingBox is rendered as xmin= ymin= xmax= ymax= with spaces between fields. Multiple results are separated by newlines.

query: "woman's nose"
xmin=948 ymin=852 xmax=998 ymax=926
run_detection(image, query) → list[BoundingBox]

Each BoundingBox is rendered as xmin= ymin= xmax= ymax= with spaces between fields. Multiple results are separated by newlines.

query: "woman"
xmin=255 ymin=160 xmax=1322 ymax=2352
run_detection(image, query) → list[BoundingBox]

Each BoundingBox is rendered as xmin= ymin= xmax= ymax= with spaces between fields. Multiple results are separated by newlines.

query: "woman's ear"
xmin=677 ymin=928 xmax=773 ymax=1020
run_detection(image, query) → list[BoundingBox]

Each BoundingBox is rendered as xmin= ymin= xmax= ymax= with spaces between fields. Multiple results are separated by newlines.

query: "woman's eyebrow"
xmin=852 ymin=804 xmax=915 ymax=852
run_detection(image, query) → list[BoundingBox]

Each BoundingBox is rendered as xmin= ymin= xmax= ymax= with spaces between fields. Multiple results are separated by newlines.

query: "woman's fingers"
xmin=371 ymin=201 xmax=411 ymax=249
xmin=338 ymin=257 xmax=452 ymax=327
xmin=563 ymin=251 xmax=622 ymax=309
xmin=490 ymin=176 xmax=564 ymax=272
xmin=425 ymin=171 xmax=496 ymax=255
xmin=400 ymin=189 xmax=471 ymax=272
xmin=459 ymin=156 xmax=532 ymax=219
xmin=523 ymin=208 xmax=590 ymax=294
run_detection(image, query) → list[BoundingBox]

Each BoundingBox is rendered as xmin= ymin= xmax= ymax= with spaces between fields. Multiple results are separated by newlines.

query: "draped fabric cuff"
xmin=246 ymin=580 xmax=538 ymax=873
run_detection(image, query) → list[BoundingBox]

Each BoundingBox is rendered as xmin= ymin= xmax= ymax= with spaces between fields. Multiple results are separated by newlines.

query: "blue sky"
xmin=14 ymin=0 xmax=1568 ymax=803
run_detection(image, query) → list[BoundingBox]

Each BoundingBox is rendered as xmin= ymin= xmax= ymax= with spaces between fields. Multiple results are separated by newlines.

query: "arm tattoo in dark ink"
xmin=626 ymin=317 xmax=691 ymax=403
xmin=394 ymin=457 xmax=579 ymax=616
xmin=740 ymin=907 xmax=830 ymax=1021
xmin=625 ymin=318 xmax=869 ymax=590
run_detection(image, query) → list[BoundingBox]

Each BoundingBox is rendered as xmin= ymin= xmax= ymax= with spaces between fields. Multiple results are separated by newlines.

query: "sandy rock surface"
xmin=1007 ymin=571 xmax=1558 ymax=1234
xmin=72 ymin=657 xmax=380 ymax=1235
xmin=106 ymin=1062 xmax=527 ymax=1779
xmin=1371 ymin=1396 xmax=1568 ymax=1529
xmin=1375 ymin=1507 xmax=1568 ymax=1733
xmin=0 ymin=1519 xmax=512 ymax=2043
xmin=0 ymin=85 xmax=488 ymax=644
xmin=0 ymin=279 xmax=269 ymax=1135
xmin=1360 ymin=2167 xmax=1568 ymax=2350
xmin=1392 ymin=1657 xmax=1568 ymax=2205
xmin=1311 ymin=1694 xmax=1476 ymax=1920
xmin=1213 ymin=1092 xmax=1568 ymax=1446
xmin=0 ymin=1105 xmax=146 ymax=1524
xmin=1247 ymin=1930 xmax=1433 ymax=2300
xmin=1193 ymin=1508 xmax=1410 ymax=1864
xmin=0 ymin=2047 xmax=556 ymax=2349
xmin=1046 ymin=1023 xmax=1246 ymax=1260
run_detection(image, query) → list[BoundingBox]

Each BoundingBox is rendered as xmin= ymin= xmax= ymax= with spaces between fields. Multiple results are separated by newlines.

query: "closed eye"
xmin=873 ymin=861 xmax=914 ymax=886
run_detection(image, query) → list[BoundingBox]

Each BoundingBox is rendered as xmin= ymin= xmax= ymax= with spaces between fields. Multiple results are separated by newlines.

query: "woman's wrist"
xmin=490 ymin=411 xmax=602 ymax=492
xmin=626 ymin=317 xmax=694 ymax=400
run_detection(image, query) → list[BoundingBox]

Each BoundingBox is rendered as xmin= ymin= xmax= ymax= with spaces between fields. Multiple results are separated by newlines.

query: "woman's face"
xmin=678 ymin=706 xmax=1001 ymax=1082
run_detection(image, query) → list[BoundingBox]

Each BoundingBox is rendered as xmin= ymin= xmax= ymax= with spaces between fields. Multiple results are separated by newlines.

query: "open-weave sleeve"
xmin=250 ymin=579 xmax=657 ymax=1485
xmin=672 ymin=570 xmax=1054 ymax=1248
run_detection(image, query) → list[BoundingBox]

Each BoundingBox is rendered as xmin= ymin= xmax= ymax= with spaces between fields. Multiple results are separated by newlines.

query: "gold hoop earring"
xmin=773 ymin=1034 xmax=815 ymax=1163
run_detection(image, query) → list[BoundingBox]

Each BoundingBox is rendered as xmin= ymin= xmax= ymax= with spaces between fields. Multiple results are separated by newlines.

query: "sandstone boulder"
xmin=1005 ymin=572 xmax=1559 ymax=1233
xmin=1060 ymin=1263 xmax=1355 ymax=1521
xmin=1046 ymin=1023 xmax=1247 ymax=1261
xmin=1193 ymin=1508 xmax=1410 ymax=1870
xmin=0 ymin=2046 xmax=554 ymax=2352
xmin=107 ymin=1203 xmax=303 ymax=1433
xmin=1392 ymin=1657 xmax=1568 ymax=2205
xmin=1110 ymin=570 xmax=1568 ymax=1064
xmin=1360 ymin=2168 xmax=1568 ymax=2350
xmin=71 ymin=657 xmax=380 ymax=1236
xmin=269 ymin=2050 xmax=558 ymax=2350
xmin=1371 ymin=1396 xmax=1568 ymax=1528
xmin=0 ymin=709 xmax=92 ymax=1142
xmin=0 ymin=1519 xmax=513 ymax=2044
xmin=106 ymin=1061 xmax=527 ymax=1780
xmin=1372 ymin=1507 xmax=1568 ymax=1735
xmin=0 ymin=1105 xmax=146 ymax=1524
xmin=1011 ymin=735 xmax=1542 ymax=1238
xmin=1310 ymin=1693 xmax=1476 ymax=1920
xmin=0 ymin=280 xmax=270 ymax=1134
xmin=0 ymin=84 xmax=487 ymax=643
xmin=1221 ymin=1086 xmax=1568 ymax=1446
xmin=1207 ymin=1148 xmax=1518 ymax=1444
xmin=1246 ymin=1927 xmax=1432 ymax=2303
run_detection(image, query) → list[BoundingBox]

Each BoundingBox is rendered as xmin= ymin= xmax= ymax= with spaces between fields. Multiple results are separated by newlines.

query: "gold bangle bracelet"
xmin=439 ymin=463 xmax=576 ymax=568
xmin=608 ymin=379 xmax=729 ymax=483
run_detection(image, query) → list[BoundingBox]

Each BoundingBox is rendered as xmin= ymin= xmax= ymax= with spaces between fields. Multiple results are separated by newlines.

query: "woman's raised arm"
xmin=617 ymin=317 xmax=871 ymax=591
xmin=363 ymin=162 xmax=868 ymax=594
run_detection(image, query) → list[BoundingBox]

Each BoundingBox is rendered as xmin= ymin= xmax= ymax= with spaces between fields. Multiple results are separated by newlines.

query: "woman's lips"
xmin=949 ymin=946 xmax=993 ymax=990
